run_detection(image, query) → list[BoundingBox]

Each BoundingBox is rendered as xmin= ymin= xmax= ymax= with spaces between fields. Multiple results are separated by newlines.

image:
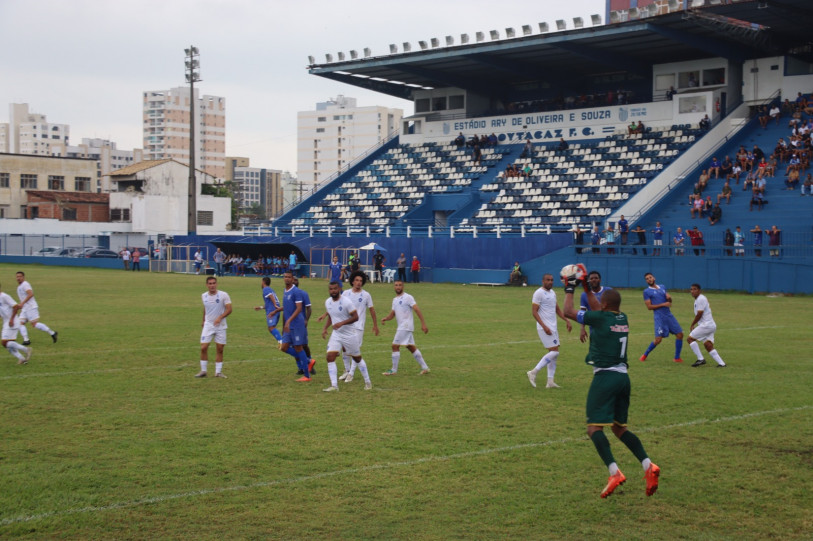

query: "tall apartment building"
xmin=226 ymin=157 xmax=283 ymax=219
xmin=50 ymin=138 xmax=143 ymax=193
xmin=143 ymin=87 xmax=226 ymax=179
xmin=0 ymin=103 xmax=70 ymax=155
xmin=297 ymin=96 xmax=402 ymax=188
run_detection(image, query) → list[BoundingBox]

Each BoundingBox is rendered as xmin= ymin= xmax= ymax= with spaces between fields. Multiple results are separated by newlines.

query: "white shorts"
xmin=393 ymin=329 xmax=415 ymax=346
xmin=201 ymin=322 xmax=227 ymax=345
xmin=19 ymin=306 xmax=40 ymax=323
xmin=356 ymin=328 xmax=365 ymax=348
xmin=2 ymin=321 xmax=20 ymax=341
xmin=690 ymin=323 xmax=716 ymax=344
xmin=537 ymin=326 xmax=561 ymax=349
xmin=328 ymin=331 xmax=361 ymax=356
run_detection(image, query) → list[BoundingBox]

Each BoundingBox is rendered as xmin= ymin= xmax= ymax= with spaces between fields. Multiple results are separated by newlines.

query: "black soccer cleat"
xmin=691 ymin=359 xmax=706 ymax=367
xmin=51 ymin=331 xmax=58 ymax=344
xmin=22 ymin=340 xmax=31 ymax=346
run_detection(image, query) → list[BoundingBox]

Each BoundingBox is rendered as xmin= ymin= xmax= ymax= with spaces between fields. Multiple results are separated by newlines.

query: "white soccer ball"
xmin=560 ymin=264 xmax=585 ymax=283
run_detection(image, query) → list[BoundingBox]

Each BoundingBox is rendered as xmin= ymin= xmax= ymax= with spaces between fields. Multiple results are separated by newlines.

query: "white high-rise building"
xmin=297 ymin=96 xmax=402 ymax=188
xmin=143 ymin=87 xmax=226 ymax=179
xmin=0 ymin=103 xmax=70 ymax=155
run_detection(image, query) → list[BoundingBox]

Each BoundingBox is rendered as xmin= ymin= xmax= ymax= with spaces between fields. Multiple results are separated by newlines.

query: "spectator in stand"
xmin=736 ymin=146 xmax=749 ymax=170
xmin=467 ymin=134 xmax=479 ymax=148
xmin=719 ymin=156 xmax=733 ymax=179
xmin=673 ymin=227 xmax=686 ymax=256
xmin=758 ymin=106 xmax=769 ymax=129
xmin=651 ymin=221 xmax=664 ymax=256
xmin=769 ymin=103 xmax=781 ymax=125
xmin=708 ymin=203 xmax=723 ymax=226
xmin=767 ymin=225 xmax=782 ymax=257
xmin=454 ymin=132 xmax=465 ymax=148
xmin=752 ymin=144 xmax=765 ymax=163
xmin=801 ymin=173 xmax=813 ymax=195
xmin=472 ymin=144 xmax=482 ymax=166
xmin=636 ymin=121 xmax=646 ymax=134
xmin=717 ymin=181 xmax=732 ymax=205
xmin=743 ymin=170 xmax=757 ymax=192
xmin=591 ymin=225 xmax=602 ymax=254
xmin=522 ymin=162 xmax=533 ymax=178
xmin=520 ymin=138 xmax=534 ymax=159
xmin=697 ymin=169 xmax=710 ymax=192
xmin=734 ymin=226 xmax=745 ymax=256
xmin=690 ymin=194 xmax=704 ymax=219
xmin=617 ymin=215 xmax=629 ymax=246
xmin=699 ymin=115 xmax=711 ymax=130
xmin=604 ymin=225 xmax=616 ymax=254
xmin=628 ymin=120 xmax=638 ymax=135
xmin=666 ymin=86 xmax=677 ymax=100
xmin=689 ymin=183 xmax=703 ymax=204
xmin=708 ymin=157 xmax=721 ymax=179
xmin=724 ymin=229 xmax=734 ymax=256
xmin=703 ymin=196 xmax=714 ymax=215
xmin=750 ymin=225 xmax=763 ymax=257
xmin=786 ymin=168 xmax=800 ymax=190
xmin=573 ymin=225 xmax=585 ymax=254
xmin=557 ymin=138 xmax=569 ymax=151
xmin=488 ymin=133 xmax=498 ymax=146
xmin=631 ymin=224 xmax=647 ymax=255
xmin=687 ymin=226 xmax=705 ymax=256
xmin=786 ymin=153 xmax=801 ymax=176
xmin=766 ymin=154 xmax=777 ymax=178
xmin=749 ymin=188 xmax=765 ymax=211
xmin=727 ymin=163 xmax=742 ymax=184
xmin=775 ymin=138 xmax=789 ymax=162
xmin=756 ymin=156 xmax=769 ymax=179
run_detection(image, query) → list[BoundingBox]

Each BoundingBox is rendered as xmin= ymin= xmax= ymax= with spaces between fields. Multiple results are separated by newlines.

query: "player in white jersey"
xmin=321 ymin=281 xmax=372 ymax=391
xmin=527 ymin=273 xmax=572 ymax=389
xmin=339 ymin=270 xmax=379 ymax=383
xmin=196 ymin=276 xmax=232 ymax=378
xmin=1 ymin=282 xmax=32 ymax=365
xmin=687 ymin=284 xmax=726 ymax=368
xmin=15 ymin=271 xmax=57 ymax=345
xmin=380 ymin=280 xmax=429 ymax=375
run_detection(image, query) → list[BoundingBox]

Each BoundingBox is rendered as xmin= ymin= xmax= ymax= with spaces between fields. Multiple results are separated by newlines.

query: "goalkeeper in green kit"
xmin=560 ymin=264 xmax=660 ymax=499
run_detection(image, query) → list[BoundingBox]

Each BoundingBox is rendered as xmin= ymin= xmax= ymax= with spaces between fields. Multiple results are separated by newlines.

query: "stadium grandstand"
xmin=191 ymin=0 xmax=813 ymax=292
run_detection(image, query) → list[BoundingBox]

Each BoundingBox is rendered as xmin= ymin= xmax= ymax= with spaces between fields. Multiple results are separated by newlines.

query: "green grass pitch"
xmin=0 ymin=264 xmax=811 ymax=539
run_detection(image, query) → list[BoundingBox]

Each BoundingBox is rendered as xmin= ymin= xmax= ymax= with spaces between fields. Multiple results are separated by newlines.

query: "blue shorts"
xmin=266 ymin=314 xmax=280 ymax=328
xmin=281 ymin=324 xmax=307 ymax=346
xmin=654 ymin=313 xmax=682 ymax=337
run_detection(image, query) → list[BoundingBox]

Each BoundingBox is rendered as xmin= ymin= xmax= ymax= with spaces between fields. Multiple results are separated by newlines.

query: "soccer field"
xmin=0 ymin=264 xmax=811 ymax=540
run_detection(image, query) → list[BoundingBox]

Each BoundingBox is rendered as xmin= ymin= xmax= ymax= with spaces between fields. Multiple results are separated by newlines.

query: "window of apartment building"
xmin=48 ymin=175 xmax=65 ymax=190
xmin=110 ymin=208 xmax=130 ymax=221
xmin=316 ymin=128 xmax=325 ymax=133
xmin=62 ymin=207 xmax=77 ymax=221
xmin=30 ymin=207 xmax=39 ymax=219
xmin=0 ymin=173 xmax=9 ymax=188
xmin=197 ymin=210 xmax=214 ymax=226
xmin=0 ymin=206 xmax=6 ymax=218
xmin=21 ymin=174 xmax=37 ymax=189
xmin=317 ymin=117 xmax=326 ymax=122
xmin=74 ymin=177 xmax=91 ymax=192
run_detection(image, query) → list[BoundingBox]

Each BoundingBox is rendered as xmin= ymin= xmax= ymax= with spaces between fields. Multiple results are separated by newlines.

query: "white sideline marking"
xmin=2 ymin=405 xmax=809 ymax=526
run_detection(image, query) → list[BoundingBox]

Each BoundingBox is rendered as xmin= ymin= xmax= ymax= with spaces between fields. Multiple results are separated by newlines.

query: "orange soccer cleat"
xmin=600 ymin=470 xmax=626 ymax=499
xmin=645 ymin=463 xmax=661 ymax=496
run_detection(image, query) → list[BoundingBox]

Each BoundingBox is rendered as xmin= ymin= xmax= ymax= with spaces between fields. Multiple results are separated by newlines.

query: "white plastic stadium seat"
xmin=382 ymin=269 xmax=396 ymax=283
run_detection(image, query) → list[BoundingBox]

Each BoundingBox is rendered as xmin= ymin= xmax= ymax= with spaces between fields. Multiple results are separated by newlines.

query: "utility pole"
xmin=185 ymin=46 xmax=201 ymax=235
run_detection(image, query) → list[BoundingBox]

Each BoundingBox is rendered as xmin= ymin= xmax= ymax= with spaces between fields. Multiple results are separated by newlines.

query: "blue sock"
xmin=270 ymin=328 xmax=282 ymax=341
xmin=644 ymin=342 xmax=657 ymax=356
xmin=675 ymin=339 xmax=683 ymax=358
xmin=285 ymin=346 xmax=301 ymax=369
xmin=298 ymin=350 xmax=311 ymax=377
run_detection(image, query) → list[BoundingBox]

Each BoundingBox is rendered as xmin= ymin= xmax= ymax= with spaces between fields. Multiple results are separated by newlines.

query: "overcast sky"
xmin=0 ymin=0 xmax=605 ymax=175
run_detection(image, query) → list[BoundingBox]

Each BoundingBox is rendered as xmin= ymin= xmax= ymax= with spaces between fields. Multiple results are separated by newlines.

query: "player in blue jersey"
xmin=579 ymin=271 xmax=612 ymax=343
xmin=293 ymin=277 xmax=315 ymax=374
xmin=280 ymin=271 xmax=315 ymax=382
xmin=329 ymin=255 xmax=343 ymax=286
xmin=254 ymin=277 xmax=282 ymax=343
xmin=639 ymin=273 xmax=684 ymax=363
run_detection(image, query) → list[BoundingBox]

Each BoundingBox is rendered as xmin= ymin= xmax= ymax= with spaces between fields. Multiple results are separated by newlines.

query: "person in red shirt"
xmin=687 ymin=226 xmax=705 ymax=256
xmin=410 ymin=256 xmax=421 ymax=283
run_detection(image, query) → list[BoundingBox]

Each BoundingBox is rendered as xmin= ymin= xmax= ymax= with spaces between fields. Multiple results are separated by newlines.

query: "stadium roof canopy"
xmin=307 ymin=0 xmax=813 ymax=101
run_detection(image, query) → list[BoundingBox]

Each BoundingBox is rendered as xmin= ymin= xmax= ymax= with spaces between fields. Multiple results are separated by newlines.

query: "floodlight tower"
xmin=185 ymin=45 xmax=201 ymax=235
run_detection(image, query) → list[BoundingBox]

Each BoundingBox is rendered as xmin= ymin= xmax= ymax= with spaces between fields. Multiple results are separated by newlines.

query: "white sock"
xmin=608 ymin=462 xmax=619 ymax=476
xmin=6 ymin=344 xmax=24 ymax=361
xmin=545 ymin=351 xmax=559 ymax=379
xmin=357 ymin=359 xmax=370 ymax=383
xmin=689 ymin=341 xmax=704 ymax=361
xmin=200 ymin=360 xmax=208 ymax=372
xmin=710 ymin=349 xmax=725 ymax=366
xmin=215 ymin=362 xmax=223 ymax=374
xmin=392 ymin=351 xmax=400 ymax=372
xmin=412 ymin=349 xmax=428 ymax=370
xmin=6 ymin=341 xmax=24 ymax=352
xmin=19 ymin=326 xmax=29 ymax=341
xmin=642 ymin=458 xmax=652 ymax=472
xmin=342 ymin=353 xmax=352 ymax=373
xmin=35 ymin=322 xmax=53 ymax=334
xmin=532 ymin=356 xmax=550 ymax=374
xmin=328 ymin=361 xmax=338 ymax=387
xmin=349 ymin=359 xmax=357 ymax=376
